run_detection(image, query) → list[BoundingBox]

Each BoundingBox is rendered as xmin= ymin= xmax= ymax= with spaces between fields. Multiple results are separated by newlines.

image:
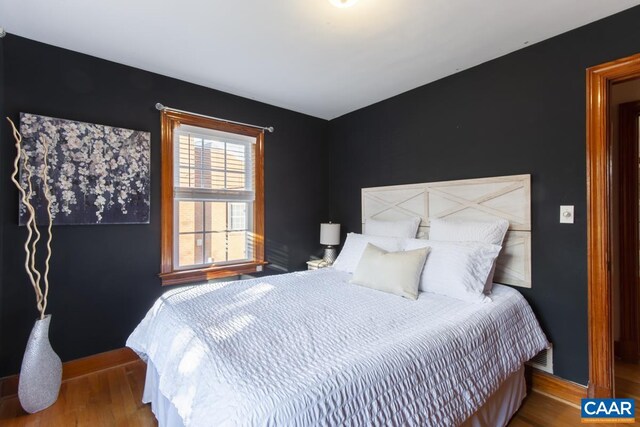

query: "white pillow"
xmin=403 ymin=238 xmax=501 ymax=303
xmin=429 ymin=218 xmax=509 ymax=293
xmin=333 ymin=233 xmax=404 ymax=273
xmin=350 ymin=243 xmax=430 ymax=300
xmin=364 ymin=217 xmax=421 ymax=238
xmin=429 ymin=218 xmax=509 ymax=245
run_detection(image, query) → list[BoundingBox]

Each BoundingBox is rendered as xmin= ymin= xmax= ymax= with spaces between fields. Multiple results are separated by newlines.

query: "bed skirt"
xmin=461 ymin=366 xmax=526 ymax=427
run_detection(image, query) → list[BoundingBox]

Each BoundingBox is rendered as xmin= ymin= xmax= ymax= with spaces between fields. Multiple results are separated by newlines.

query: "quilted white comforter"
xmin=127 ymin=268 xmax=548 ymax=427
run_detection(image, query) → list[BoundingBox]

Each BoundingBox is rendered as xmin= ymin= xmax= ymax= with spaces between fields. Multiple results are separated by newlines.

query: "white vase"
xmin=18 ymin=314 xmax=62 ymax=413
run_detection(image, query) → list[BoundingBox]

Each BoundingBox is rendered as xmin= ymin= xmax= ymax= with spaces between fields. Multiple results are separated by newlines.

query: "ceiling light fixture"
xmin=329 ymin=0 xmax=359 ymax=8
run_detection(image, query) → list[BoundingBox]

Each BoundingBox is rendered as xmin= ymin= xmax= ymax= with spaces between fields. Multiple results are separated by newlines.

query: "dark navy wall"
xmin=328 ymin=6 xmax=640 ymax=385
xmin=0 ymin=34 xmax=329 ymax=376
xmin=3 ymin=5 xmax=640 ymax=384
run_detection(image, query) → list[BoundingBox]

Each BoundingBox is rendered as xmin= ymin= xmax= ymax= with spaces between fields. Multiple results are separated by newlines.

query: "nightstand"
xmin=307 ymin=259 xmax=331 ymax=270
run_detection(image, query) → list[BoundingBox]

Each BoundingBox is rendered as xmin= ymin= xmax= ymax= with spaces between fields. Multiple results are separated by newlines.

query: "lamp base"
xmin=323 ymin=246 xmax=338 ymax=265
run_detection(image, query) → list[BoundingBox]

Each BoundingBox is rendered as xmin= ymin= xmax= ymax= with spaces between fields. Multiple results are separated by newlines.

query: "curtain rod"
xmin=155 ymin=103 xmax=274 ymax=133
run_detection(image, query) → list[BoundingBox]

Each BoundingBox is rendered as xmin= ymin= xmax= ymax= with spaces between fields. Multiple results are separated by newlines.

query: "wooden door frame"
xmin=618 ymin=101 xmax=640 ymax=363
xmin=587 ymin=52 xmax=640 ymax=398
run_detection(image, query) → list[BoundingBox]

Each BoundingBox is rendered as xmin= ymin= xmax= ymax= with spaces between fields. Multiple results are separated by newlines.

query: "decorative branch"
xmin=41 ymin=141 xmax=53 ymax=316
xmin=7 ymin=117 xmax=53 ymax=320
xmin=23 ymin=154 xmax=44 ymax=308
xmin=8 ymin=118 xmax=41 ymax=311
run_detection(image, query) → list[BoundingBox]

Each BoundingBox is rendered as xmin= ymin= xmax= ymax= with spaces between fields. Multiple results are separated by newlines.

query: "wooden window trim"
xmin=159 ymin=261 xmax=269 ymax=286
xmin=160 ymin=110 xmax=265 ymax=286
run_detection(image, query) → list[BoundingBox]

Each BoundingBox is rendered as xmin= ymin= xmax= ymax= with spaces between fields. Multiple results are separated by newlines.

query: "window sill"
xmin=159 ymin=261 xmax=268 ymax=286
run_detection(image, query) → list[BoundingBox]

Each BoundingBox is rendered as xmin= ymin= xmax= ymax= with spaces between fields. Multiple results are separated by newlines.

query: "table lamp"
xmin=320 ymin=222 xmax=341 ymax=265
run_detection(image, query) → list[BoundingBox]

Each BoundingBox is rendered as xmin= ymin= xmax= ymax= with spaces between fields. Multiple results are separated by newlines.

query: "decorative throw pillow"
xmin=403 ymin=239 xmax=501 ymax=303
xmin=428 ymin=218 xmax=509 ymax=293
xmin=332 ymin=233 xmax=404 ymax=273
xmin=364 ymin=217 xmax=421 ymax=238
xmin=350 ymin=243 xmax=430 ymax=300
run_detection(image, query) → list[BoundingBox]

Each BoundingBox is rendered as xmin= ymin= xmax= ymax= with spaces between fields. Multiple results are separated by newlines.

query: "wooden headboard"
xmin=362 ymin=174 xmax=531 ymax=288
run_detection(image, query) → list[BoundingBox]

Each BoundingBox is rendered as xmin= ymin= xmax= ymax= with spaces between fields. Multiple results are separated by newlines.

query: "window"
xmin=160 ymin=111 xmax=265 ymax=285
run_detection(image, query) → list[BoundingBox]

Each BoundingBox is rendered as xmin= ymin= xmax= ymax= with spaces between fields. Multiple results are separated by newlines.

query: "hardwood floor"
xmin=616 ymin=360 xmax=640 ymax=402
xmin=0 ymin=359 xmax=638 ymax=426
xmin=0 ymin=360 xmax=155 ymax=427
xmin=515 ymin=361 xmax=639 ymax=427
xmin=516 ymin=363 xmax=640 ymax=427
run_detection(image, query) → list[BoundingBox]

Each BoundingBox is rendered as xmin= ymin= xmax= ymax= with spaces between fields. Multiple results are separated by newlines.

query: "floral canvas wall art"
xmin=19 ymin=113 xmax=151 ymax=225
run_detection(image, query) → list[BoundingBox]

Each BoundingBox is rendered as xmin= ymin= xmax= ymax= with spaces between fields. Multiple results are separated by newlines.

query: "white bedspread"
xmin=127 ymin=268 xmax=548 ymax=427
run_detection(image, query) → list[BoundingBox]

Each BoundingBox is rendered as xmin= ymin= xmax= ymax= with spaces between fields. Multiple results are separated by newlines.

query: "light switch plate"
xmin=560 ymin=205 xmax=574 ymax=224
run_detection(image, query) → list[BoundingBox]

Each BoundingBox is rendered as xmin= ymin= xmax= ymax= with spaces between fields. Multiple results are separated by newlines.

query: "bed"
xmin=127 ymin=267 xmax=547 ymax=426
xmin=127 ymin=174 xmax=548 ymax=426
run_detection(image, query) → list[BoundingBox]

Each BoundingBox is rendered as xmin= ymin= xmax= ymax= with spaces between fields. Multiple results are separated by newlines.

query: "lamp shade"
xmin=320 ymin=223 xmax=341 ymax=245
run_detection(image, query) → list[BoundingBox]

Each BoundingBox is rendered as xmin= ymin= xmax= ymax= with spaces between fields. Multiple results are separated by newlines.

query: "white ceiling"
xmin=1 ymin=0 xmax=639 ymax=119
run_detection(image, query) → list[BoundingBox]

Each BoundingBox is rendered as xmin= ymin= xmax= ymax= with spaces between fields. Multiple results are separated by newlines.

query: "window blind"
xmin=173 ymin=125 xmax=255 ymax=202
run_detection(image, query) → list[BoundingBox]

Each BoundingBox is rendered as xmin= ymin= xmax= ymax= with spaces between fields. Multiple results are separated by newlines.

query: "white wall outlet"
xmin=256 ymin=265 xmax=263 ymax=272
xmin=560 ymin=205 xmax=574 ymax=224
